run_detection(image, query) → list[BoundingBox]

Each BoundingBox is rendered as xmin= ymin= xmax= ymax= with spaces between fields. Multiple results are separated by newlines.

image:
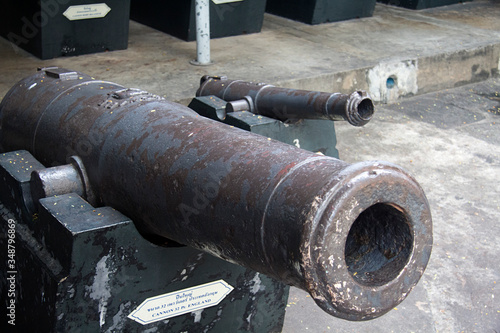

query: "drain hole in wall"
xmin=386 ymin=76 xmax=397 ymax=89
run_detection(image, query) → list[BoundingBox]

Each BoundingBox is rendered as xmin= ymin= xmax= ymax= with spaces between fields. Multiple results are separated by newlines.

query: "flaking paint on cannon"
xmin=0 ymin=68 xmax=432 ymax=321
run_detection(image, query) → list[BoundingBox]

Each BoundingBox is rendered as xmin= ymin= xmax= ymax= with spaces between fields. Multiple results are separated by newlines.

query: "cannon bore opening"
xmin=344 ymin=203 xmax=413 ymax=287
xmin=357 ymin=98 xmax=374 ymax=120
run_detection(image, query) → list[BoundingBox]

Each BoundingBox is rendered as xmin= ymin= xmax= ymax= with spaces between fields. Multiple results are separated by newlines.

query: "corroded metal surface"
xmin=0 ymin=68 xmax=432 ymax=321
xmin=196 ymin=76 xmax=374 ymax=126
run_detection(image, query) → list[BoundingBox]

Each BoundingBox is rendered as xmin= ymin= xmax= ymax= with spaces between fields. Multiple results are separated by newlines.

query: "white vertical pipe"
xmin=192 ymin=0 xmax=212 ymax=65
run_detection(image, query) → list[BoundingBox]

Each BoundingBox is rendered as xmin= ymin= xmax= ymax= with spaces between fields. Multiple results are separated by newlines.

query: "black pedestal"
xmin=0 ymin=0 xmax=130 ymax=60
xmin=0 ymin=151 xmax=289 ymax=332
xmin=266 ymin=0 xmax=376 ymax=25
xmin=130 ymin=0 xmax=266 ymax=41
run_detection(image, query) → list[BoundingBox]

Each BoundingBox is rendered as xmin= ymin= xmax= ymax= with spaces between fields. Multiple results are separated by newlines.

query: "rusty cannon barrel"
xmin=0 ymin=68 xmax=432 ymax=321
xmin=196 ymin=75 xmax=375 ymax=126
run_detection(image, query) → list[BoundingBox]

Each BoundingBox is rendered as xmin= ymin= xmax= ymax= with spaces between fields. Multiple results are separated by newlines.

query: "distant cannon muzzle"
xmin=0 ymin=68 xmax=432 ymax=321
xmin=196 ymin=75 xmax=374 ymax=126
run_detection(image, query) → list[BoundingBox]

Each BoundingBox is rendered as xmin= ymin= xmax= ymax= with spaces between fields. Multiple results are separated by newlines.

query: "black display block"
xmin=0 ymin=0 xmax=130 ymax=59
xmin=130 ymin=0 xmax=266 ymax=42
xmin=266 ymin=0 xmax=377 ymax=25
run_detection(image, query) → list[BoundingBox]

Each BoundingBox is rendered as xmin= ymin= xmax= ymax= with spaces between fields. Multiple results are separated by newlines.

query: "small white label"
xmin=63 ymin=3 xmax=111 ymax=21
xmin=212 ymin=0 xmax=244 ymax=4
xmin=128 ymin=280 xmax=234 ymax=325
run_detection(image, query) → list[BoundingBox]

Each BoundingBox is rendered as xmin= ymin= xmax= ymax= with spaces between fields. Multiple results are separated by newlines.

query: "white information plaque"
xmin=212 ymin=0 xmax=244 ymax=4
xmin=128 ymin=280 xmax=234 ymax=325
xmin=63 ymin=3 xmax=111 ymax=21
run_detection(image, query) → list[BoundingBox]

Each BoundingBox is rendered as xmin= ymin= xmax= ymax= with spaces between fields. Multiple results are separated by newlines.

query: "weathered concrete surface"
xmin=0 ymin=1 xmax=499 ymax=105
xmin=283 ymin=77 xmax=500 ymax=333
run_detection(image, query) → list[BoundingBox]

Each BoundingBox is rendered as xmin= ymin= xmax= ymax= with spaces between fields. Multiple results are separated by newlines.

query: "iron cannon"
xmin=196 ymin=75 xmax=374 ymax=126
xmin=0 ymin=68 xmax=432 ymax=323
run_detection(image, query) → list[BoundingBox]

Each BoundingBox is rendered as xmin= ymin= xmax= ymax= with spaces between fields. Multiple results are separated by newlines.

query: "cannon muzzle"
xmin=196 ymin=75 xmax=374 ymax=126
xmin=0 ymin=68 xmax=432 ymax=321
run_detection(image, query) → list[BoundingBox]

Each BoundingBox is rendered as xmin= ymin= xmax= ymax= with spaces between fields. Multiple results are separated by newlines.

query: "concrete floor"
xmin=1 ymin=0 xmax=499 ymax=332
